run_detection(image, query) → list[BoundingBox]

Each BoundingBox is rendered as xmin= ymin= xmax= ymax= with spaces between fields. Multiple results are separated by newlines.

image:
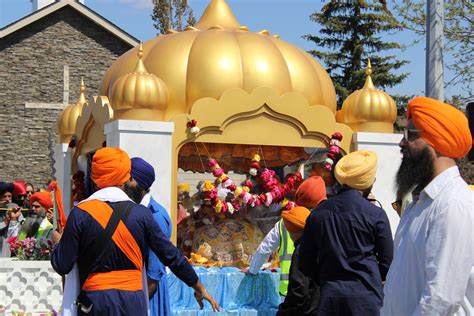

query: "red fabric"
xmin=30 ymin=192 xmax=53 ymax=210
xmin=13 ymin=181 xmax=27 ymax=195
xmin=294 ymin=176 xmax=327 ymax=209
xmin=407 ymin=96 xmax=472 ymax=158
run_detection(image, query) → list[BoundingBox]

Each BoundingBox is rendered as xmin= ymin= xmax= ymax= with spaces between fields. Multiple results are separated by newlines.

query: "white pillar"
xmin=53 ymin=143 xmax=72 ymax=216
xmin=426 ymin=0 xmax=444 ymax=100
xmin=353 ymin=132 xmax=403 ymax=235
xmin=105 ymin=120 xmax=175 ymax=215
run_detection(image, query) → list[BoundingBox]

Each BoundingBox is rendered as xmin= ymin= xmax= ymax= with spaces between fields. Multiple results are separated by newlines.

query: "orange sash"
xmin=78 ymin=200 xmax=143 ymax=291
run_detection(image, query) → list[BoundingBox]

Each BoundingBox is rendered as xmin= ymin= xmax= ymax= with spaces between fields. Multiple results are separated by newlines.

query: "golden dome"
xmin=100 ymin=0 xmax=336 ymax=120
xmin=109 ymin=43 xmax=168 ymax=120
xmin=336 ymin=59 xmax=397 ymax=133
xmin=58 ymin=78 xmax=87 ymax=143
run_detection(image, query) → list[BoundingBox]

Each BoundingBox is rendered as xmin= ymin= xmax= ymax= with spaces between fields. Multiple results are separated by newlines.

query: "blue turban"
xmin=0 ymin=182 xmax=14 ymax=195
xmin=131 ymin=158 xmax=155 ymax=190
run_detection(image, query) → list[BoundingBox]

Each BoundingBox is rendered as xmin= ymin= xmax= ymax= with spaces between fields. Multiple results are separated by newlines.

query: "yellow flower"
xmin=234 ymin=187 xmax=243 ymax=198
xmin=202 ymin=181 xmax=214 ymax=192
xmin=252 ymin=154 xmax=261 ymax=162
xmin=215 ymin=200 xmax=223 ymax=213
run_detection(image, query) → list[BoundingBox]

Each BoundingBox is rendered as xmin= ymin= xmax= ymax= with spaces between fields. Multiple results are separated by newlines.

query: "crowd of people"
xmin=0 ymin=96 xmax=472 ymax=316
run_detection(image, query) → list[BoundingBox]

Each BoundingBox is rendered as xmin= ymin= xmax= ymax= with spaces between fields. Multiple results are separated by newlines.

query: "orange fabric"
xmin=77 ymin=200 xmax=143 ymax=291
xmin=30 ymin=192 xmax=53 ymax=210
xmin=282 ymin=206 xmax=311 ymax=233
xmin=48 ymin=180 xmax=66 ymax=228
xmin=407 ymin=97 xmax=472 ymax=158
xmin=295 ymin=176 xmax=327 ymax=209
xmin=91 ymin=147 xmax=131 ymax=189
xmin=82 ymin=270 xmax=143 ymax=291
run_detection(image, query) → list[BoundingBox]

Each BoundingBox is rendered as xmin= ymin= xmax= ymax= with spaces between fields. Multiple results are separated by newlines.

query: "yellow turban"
xmin=407 ymin=97 xmax=472 ymax=158
xmin=335 ymin=150 xmax=377 ymax=190
xmin=282 ymin=206 xmax=311 ymax=233
xmin=91 ymin=147 xmax=131 ymax=189
xmin=178 ymin=182 xmax=190 ymax=193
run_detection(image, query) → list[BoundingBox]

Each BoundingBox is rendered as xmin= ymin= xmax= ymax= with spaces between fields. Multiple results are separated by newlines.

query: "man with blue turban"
xmin=127 ymin=157 xmax=173 ymax=316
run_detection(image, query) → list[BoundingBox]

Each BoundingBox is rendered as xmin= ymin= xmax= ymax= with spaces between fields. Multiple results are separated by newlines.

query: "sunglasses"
xmin=403 ymin=128 xmax=423 ymax=142
xmin=26 ymin=191 xmax=33 ymax=194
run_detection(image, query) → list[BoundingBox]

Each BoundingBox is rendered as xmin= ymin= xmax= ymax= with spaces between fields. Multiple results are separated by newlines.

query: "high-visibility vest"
xmin=18 ymin=218 xmax=53 ymax=240
xmin=278 ymin=220 xmax=295 ymax=296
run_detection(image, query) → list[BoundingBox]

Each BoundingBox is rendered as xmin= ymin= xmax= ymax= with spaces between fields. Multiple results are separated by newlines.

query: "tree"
xmin=152 ymin=0 xmax=196 ymax=34
xmin=393 ymin=1 xmax=473 ymax=105
xmin=304 ymin=0 xmax=409 ymax=108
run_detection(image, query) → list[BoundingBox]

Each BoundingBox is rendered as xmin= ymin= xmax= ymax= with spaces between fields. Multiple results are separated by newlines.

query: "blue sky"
xmin=0 ymin=0 xmax=462 ymax=99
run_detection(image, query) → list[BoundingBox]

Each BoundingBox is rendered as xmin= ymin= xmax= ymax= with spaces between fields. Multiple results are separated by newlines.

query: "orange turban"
xmin=91 ymin=147 xmax=131 ymax=189
xmin=407 ymin=97 xmax=472 ymax=158
xmin=335 ymin=150 xmax=377 ymax=190
xmin=295 ymin=176 xmax=327 ymax=209
xmin=30 ymin=192 xmax=53 ymax=210
xmin=282 ymin=206 xmax=311 ymax=233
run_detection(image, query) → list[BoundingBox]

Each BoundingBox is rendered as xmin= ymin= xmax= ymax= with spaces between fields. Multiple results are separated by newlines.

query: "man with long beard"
xmin=381 ymin=97 xmax=474 ymax=315
xmin=18 ymin=192 xmax=54 ymax=240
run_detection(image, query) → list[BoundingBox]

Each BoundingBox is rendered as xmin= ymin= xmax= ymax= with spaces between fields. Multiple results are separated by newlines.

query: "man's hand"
xmin=52 ymin=230 xmax=62 ymax=245
xmin=8 ymin=207 xmax=22 ymax=221
xmin=46 ymin=209 xmax=54 ymax=222
xmin=192 ymin=280 xmax=220 ymax=312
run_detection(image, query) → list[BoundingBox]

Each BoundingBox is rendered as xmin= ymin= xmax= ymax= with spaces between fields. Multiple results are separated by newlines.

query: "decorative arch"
xmin=73 ymin=96 xmax=114 ymax=171
xmin=167 ymin=87 xmax=353 ymax=240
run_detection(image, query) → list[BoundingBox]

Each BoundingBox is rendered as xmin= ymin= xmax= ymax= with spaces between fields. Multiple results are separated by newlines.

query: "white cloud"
xmin=118 ymin=0 xmax=153 ymax=10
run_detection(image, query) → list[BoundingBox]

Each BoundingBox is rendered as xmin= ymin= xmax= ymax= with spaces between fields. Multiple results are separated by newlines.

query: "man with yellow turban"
xmin=381 ymin=97 xmax=474 ymax=316
xmin=51 ymin=147 xmax=219 ymax=315
xmin=299 ymin=150 xmax=393 ymax=316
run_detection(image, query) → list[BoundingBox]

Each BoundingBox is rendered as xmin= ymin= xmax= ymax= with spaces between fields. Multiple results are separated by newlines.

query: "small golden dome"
xmin=337 ymin=59 xmax=397 ymax=133
xmin=109 ymin=43 xmax=168 ymax=121
xmin=100 ymin=0 xmax=336 ymax=119
xmin=58 ymin=78 xmax=87 ymax=143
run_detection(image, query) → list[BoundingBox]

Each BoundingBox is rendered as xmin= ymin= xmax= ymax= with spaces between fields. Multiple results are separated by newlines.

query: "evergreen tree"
xmin=304 ymin=0 xmax=409 ymax=108
xmin=152 ymin=0 xmax=196 ymax=34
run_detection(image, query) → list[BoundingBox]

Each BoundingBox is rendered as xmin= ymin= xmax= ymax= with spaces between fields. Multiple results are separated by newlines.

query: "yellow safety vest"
xmin=278 ymin=220 xmax=295 ymax=296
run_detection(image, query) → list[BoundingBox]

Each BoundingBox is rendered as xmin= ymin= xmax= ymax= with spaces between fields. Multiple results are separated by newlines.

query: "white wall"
xmin=105 ymin=120 xmax=174 ymax=215
xmin=353 ymin=132 xmax=403 ymax=235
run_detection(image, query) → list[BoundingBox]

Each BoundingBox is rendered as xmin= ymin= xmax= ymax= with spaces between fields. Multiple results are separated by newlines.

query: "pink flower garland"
xmin=323 ymin=132 xmax=343 ymax=171
xmin=207 ymin=158 xmax=302 ymax=213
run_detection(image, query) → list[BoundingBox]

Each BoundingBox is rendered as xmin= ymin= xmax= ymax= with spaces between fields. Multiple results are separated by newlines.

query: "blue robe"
xmin=51 ymin=201 xmax=197 ymax=316
xmin=147 ymin=197 xmax=172 ymax=316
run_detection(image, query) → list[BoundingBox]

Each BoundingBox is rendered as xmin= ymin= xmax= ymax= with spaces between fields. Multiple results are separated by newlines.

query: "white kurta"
xmin=248 ymin=221 xmax=281 ymax=274
xmin=381 ymin=166 xmax=474 ymax=316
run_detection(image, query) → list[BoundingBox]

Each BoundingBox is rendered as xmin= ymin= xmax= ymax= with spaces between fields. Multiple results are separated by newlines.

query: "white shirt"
xmin=249 ymin=221 xmax=281 ymax=274
xmin=381 ymin=166 xmax=474 ymax=316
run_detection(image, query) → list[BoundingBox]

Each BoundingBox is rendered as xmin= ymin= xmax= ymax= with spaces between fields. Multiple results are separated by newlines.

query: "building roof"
xmin=0 ymin=0 xmax=139 ymax=46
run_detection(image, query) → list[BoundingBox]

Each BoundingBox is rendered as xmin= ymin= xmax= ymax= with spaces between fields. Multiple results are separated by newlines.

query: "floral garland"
xmin=206 ymin=158 xmax=302 ymax=213
xmin=323 ymin=132 xmax=343 ymax=171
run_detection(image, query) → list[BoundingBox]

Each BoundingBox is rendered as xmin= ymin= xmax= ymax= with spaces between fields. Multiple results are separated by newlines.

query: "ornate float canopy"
xmin=336 ymin=60 xmax=397 ymax=133
xmin=99 ymin=0 xmax=337 ymax=120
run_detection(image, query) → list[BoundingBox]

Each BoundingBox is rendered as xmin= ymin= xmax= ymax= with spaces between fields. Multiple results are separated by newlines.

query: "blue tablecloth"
xmin=168 ymin=267 xmax=280 ymax=315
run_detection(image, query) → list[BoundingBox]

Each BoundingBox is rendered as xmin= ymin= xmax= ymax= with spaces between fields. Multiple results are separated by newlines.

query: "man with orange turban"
xmin=382 ymin=97 xmax=474 ymax=316
xmin=17 ymin=192 xmax=54 ymax=241
xmin=278 ymin=206 xmax=319 ymax=315
xmin=51 ymin=147 xmax=219 ymax=315
xmin=248 ymin=176 xmax=327 ymax=298
xmin=299 ymin=150 xmax=393 ymax=316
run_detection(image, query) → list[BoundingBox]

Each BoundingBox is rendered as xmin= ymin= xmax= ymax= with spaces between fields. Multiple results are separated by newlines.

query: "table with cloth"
xmin=168 ymin=266 xmax=280 ymax=315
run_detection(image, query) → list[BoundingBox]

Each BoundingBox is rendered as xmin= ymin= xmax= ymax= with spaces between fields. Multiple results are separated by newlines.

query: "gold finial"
xmin=363 ymin=58 xmax=375 ymax=90
xmin=366 ymin=58 xmax=372 ymax=76
xmin=78 ymin=77 xmax=86 ymax=105
xmin=258 ymin=30 xmax=270 ymax=35
xmin=134 ymin=43 xmax=147 ymax=74
xmin=195 ymin=0 xmax=240 ymax=30
xmin=138 ymin=42 xmax=144 ymax=59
